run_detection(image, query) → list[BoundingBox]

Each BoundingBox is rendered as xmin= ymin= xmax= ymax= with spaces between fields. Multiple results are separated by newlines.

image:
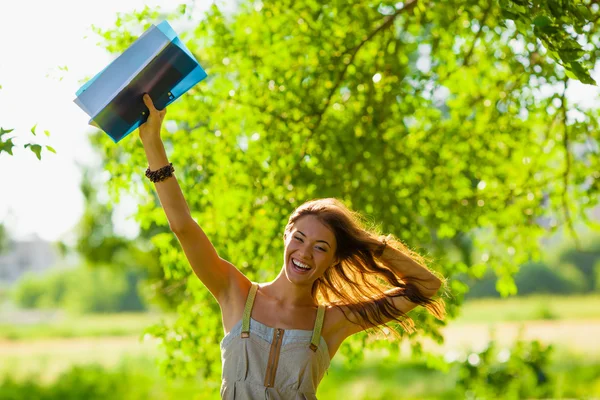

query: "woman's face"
xmin=284 ymin=214 xmax=338 ymax=285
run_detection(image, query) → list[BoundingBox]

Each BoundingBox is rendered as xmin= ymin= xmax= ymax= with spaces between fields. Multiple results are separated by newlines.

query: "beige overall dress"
xmin=220 ymin=283 xmax=330 ymax=399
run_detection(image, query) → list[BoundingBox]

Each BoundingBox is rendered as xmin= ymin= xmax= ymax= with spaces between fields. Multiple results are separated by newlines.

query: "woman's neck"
xmin=260 ymin=270 xmax=318 ymax=308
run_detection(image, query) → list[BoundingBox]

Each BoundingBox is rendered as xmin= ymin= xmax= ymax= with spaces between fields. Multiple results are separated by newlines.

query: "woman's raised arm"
xmin=138 ymin=94 xmax=245 ymax=306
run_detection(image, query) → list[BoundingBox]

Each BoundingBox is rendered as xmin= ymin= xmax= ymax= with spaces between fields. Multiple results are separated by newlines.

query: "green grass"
xmin=0 ymin=354 xmax=211 ymax=400
xmin=317 ymin=357 xmax=458 ymax=399
xmin=454 ymin=294 xmax=600 ymax=324
xmin=0 ymin=312 xmax=176 ymax=341
xmin=0 ymin=295 xmax=600 ymax=340
xmin=3 ymin=294 xmax=600 ymax=341
xmin=2 ymin=296 xmax=600 ymax=399
xmin=0 ymin=293 xmax=599 ymax=347
xmin=2 ymin=349 xmax=598 ymax=400
xmin=317 ymin=348 xmax=600 ymax=399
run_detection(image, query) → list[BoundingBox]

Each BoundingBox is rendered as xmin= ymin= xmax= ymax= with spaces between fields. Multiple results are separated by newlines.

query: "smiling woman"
xmin=137 ymin=95 xmax=445 ymax=399
xmin=282 ymin=199 xmax=445 ymax=337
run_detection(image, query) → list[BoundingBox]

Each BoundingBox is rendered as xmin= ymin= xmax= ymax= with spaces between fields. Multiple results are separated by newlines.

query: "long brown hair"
xmin=284 ymin=198 xmax=445 ymax=338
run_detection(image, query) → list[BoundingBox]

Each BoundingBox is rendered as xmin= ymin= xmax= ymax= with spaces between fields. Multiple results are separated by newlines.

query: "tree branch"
xmin=462 ymin=1 xmax=493 ymax=67
xmin=296 ymin=0 xmax=420 ymax=166
xmin=560 ymin=79 xmax=580 ymax=249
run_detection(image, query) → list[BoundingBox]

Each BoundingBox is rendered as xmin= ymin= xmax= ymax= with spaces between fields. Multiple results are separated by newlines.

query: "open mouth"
xmin=291 ymin=258 xmax=312 ymax=273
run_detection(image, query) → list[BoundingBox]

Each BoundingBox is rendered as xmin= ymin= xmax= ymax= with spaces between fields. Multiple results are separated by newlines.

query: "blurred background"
xmin=1 ymin=0 xmax=599 ymax=399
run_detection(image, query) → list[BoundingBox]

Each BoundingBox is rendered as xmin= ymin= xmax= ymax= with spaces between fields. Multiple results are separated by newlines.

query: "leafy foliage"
xmin=70 ymin=166 xmax=183 ymax=310
xmin=90 ymin=0 xmax=600 ymax=382
xmin=499 ymin=0 xmax=598 ymax=84
xmin=455 ymin=338 xmax=554 ymax=399
xmin=468 ymin=234 xmax=600 ymax=297
xmin=0 ymin=364 xmax=152 ymax=400
xmin=0 ymin=86 xmax=54 ymax=159
xmin=0 ymin=126 xmax=53 ymax=159
xmin=10 ymin=266 xmax=147 ymax=314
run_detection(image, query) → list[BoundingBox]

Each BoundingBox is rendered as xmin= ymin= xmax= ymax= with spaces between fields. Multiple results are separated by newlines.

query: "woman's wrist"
xmin=146 ymin=163 xmax=174 ymax=182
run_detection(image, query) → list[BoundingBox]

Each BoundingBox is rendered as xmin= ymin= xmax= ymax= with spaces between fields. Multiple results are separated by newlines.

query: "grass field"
xmin=1 ymin=337 xmax=598 ymax=399
xmin=2 ymin=295 xmax=600 ymax=375
xmin=0 ymin=310 xmax=176 ymax=340
xmin=1 ymin=295 xmax=600 ymax=399
xmin=454 ymin=294 xmax=600 ymax=323
xmin=2 ymin=295 xmax=600 ymax=341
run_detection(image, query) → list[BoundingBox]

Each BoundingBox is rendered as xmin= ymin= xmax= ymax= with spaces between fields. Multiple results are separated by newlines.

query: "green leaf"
xmin=575 ymin=4 xmax=592 ymax=21
xmin=46 ymin=145 xmax=56 ymax=154
xmin=29 ymin=144 xmax=42 ymax=160
xmin=31 ymin=124 xmax=37 ymax=136
xmin=532 ymin=15 xmax=552 ymax=28
xmin=513 ymin=5 xmax=527 ymax=14
xmin=497 ymin=274 xmax=518 ymax=297
xmin=548 ymin=0 xmax=562 ymax=18
xmin=500 ymin=9 xmax=521 ymax=20
xmin=568 ymin=62 xmax=597 ymax=85
xmin=44 ymin=130 xmax=51 ymax=137
xmin=534 ymin=23 xmax=558 ymax=35
xmin=559 ymin=48 xmax=584 ymax=62
xmin=0 ymin=138 xmax=15 ymax=155
xmin=498 ymin=0 xmax=510 ymax=9
xmin=0 ymin=127 xmax=14 ymax=137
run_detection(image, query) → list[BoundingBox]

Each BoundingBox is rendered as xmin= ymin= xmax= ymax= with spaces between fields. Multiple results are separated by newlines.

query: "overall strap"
xmin=241 ymin=283 xmax=258 ymax=338
xmin=309 ymin=305 xmax=326 ymax=352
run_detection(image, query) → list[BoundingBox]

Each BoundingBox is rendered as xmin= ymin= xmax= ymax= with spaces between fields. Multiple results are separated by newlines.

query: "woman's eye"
xmin=316 ymin=247 xmax=326 ymax=252
xmin=294 ymin=237 xmax=303 ymax=242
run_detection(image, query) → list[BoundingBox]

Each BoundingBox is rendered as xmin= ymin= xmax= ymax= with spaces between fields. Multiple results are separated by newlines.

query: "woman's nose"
xmin=299 ymin=245 xmax=313 ymax=259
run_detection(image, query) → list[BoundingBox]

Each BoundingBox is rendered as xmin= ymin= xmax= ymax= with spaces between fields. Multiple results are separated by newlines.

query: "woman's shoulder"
xmin=220 ymin=275 xmax=253 ymax=333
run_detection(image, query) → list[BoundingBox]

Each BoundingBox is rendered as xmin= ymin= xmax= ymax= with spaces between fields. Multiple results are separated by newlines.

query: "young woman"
xmin=139 ymin=94 xmax=445 ymax=399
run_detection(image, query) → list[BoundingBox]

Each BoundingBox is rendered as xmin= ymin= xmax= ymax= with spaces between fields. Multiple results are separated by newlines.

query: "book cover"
xmin=74 ymin=21 xmax=207 ymax=143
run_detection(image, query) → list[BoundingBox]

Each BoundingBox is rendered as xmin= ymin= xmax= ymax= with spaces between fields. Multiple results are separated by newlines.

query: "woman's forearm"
xmin=141 ymin=135 xmax=193 ymax=232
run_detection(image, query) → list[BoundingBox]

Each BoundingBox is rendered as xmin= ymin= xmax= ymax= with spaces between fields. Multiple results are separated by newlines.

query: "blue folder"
xmin=74 ymin=20 xmax=207 ymax=143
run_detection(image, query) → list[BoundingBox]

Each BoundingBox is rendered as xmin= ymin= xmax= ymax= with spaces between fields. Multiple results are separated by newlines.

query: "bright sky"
xmin=0 ymin=0 xmax=211 ymax=243
xmin=0 ymin=1 xmax=598 ymax=244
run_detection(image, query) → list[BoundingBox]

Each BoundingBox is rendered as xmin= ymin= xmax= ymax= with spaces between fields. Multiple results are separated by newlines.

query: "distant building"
xmin=0 ymin=234 xmax=58 ymax=284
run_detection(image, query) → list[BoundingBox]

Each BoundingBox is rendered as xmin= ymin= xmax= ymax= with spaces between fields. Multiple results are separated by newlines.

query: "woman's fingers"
xmin=143 ymin=93 xmax=159 ymax=115
xmin=143 ymin=93 xmax=167 ymax=120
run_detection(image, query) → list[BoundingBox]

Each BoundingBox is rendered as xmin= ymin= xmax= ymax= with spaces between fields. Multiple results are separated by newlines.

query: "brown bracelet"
xmin=145 ymin=163 xmax=174 ymax=183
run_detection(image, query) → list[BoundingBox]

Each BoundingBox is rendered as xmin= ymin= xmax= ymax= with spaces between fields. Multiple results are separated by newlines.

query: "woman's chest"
xmin=251 ymin=305 xmax=317 ymax=330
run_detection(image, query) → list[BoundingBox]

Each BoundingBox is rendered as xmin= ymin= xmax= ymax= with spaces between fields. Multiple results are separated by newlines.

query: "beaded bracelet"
xmin=145 ymin=163 xmax=174 ymax=183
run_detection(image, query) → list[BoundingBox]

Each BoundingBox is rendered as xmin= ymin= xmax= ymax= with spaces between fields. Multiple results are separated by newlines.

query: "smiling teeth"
xmin=293 ymin=259 xmax=311 ymax=270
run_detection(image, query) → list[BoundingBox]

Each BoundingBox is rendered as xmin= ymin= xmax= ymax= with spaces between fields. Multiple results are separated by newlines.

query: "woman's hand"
xmin=139 ymin=93 xmax=167 ymax=143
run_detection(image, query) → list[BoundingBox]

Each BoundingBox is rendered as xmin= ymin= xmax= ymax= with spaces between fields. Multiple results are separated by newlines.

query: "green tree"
xmin=558 ymin=243 xmax=600 ymax=291
xmin=70 ymin=165 xmax=180 ymax=310
xmin=90 ymin=0 xmax=599 ymax=383
xmin=498 ymin=0 xmax=598 ymax=84
xmin=11 ymin=265 xmax=148 ymax=313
